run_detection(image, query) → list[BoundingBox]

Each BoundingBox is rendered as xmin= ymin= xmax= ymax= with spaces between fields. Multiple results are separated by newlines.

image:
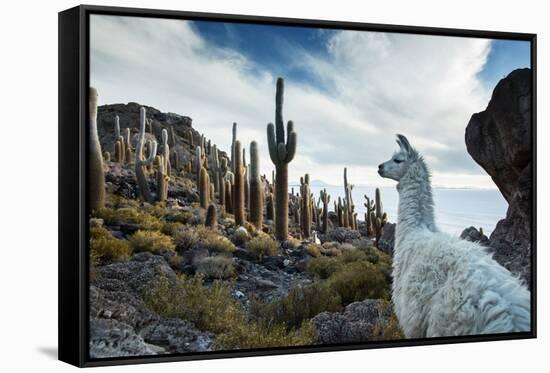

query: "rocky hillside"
xmin=90 ymin=99 xmax=402 ymax=358
xmin=465 ymin=68 xmax=532 ymax=285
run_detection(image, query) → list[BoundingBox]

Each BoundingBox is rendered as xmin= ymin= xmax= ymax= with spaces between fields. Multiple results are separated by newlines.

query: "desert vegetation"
xmin=89 ymin=78 xmax=399 ymax=357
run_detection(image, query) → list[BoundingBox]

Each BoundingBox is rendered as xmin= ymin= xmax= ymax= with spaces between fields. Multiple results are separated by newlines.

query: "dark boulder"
xmin=312 ymin=299 xmax=394 ymax=344
xmin=460 ymin=226 xmax=490 ymax=246
xmin=465 ymin=68 xmax=532 ymax=285
xmin=378 ymin=223 xmax=396 ymax=256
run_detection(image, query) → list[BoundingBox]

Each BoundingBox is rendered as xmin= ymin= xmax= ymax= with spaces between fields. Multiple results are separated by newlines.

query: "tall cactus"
xmin=364 ymin=195 xmax=375 ymax=236
xmin=125 ymin=128 xmax=132 ymax=163
xmin=225 ymin=178 xmax=233 ymax=214
xmin=337 ymin=197 xmax=343 ymax=227
xmin=233 ymin=140 xmax=245 ymax=226
xmin=249 ymin=141 xmax=263 ymax=229
xmin=320 ymin=188 xmax=330 ymax=233
xmin=299 ymin=174 xmax=311 ymax=239
xmin=343 ymin=168 xmax=355 ymax=230
xmin=267 ymin=77 xmax=297 ymax=241
xmin=156 ymin=129 xmax=170 ymax=202
xmin=370 ymin=188 xmax=388 ymax=247
xmin=135 ymin=107 xmax=158 ymax=202
xmin=199 ymin=166 xmax=210 ymax=208
xmin=266 ymin=193 xmax=275 ymax=221
xmin=231 ymin=122 xmax=237 ymax=173
xmin=89 ymin=87 xmax=105 ymax=211
xmin=219 ymin=158 xmax=228 ymax=210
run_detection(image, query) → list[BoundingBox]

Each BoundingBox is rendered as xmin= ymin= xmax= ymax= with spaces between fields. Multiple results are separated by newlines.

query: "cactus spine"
xmin=205 ymin=204 xmax=217 ymax=228
xmin=300 ymin=174 xmax=311 ymax=239
xmin=249 ymin=141 xmax=263 ymax=230
xmin=89 ymin=87 xmax=105 ymax=211
xmin=320 ymin=188 xmax=330 ymax=233
xmin=233 ymin=140 xmax=245 ymax=226
xmin=199 ymin=166 xmax=210 ymax=208
xmin=135 ymin=107 xmax=158 ymax=203
xmin=267 ymin=78 xmax=297 ymax=241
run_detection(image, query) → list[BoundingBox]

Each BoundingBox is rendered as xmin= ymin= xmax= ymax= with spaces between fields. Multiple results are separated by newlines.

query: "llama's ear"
xmin=396 ymin=134 xmax=412 ymax=153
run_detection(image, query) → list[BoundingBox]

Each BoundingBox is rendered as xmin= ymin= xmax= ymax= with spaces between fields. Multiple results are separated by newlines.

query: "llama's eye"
xmin=394 ymin=159 xmax=403 ymax=164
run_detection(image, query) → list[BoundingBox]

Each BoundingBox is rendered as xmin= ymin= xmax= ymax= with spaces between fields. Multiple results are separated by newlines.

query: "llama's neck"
xmin=396 ymin=159 xmax=438 ymax=241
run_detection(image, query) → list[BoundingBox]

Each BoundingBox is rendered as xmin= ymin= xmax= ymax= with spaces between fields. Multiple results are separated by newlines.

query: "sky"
xmin=90 ymin=15 xmax=531 ymax=188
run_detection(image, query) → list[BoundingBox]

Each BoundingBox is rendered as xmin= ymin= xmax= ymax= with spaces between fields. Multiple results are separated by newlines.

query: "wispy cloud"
xmin=91 ymin=15 xmax=502 ymax=188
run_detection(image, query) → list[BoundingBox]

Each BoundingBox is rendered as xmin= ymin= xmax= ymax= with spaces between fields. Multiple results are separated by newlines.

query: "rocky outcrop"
xmin=465 ymin=68 xmax=532 ymax=285
xmin=377 ymin=222 xmax=396 ymax=256
xmin=460 ymin=226 xmax=490 ymax=246
xmin=90 ymin=253 xmax=215 ymax=358
xmin=312 ymin=299 xmax=392 ymax=344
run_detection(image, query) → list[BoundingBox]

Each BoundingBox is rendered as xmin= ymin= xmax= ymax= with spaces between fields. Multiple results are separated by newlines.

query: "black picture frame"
xmin=58 ymin=4 xmax=537 ymax=368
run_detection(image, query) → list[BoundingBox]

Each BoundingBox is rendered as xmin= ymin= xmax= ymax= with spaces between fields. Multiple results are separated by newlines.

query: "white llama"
xmin=378 ymin=134 xmax=530 ymax=338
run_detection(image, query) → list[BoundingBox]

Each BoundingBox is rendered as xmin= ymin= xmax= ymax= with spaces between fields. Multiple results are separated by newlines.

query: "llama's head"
xmin=378 ymin=134 xmax=419 ymax=181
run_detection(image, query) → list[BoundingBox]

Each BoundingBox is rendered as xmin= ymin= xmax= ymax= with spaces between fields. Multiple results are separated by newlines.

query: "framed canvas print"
xmin=58 ymin=5 xmax=537 ymax=367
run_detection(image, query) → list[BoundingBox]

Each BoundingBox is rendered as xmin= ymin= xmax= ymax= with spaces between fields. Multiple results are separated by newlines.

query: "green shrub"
xmin=251 ymin=283 xmax=342 ymax=330
xmin=172 ymin=226 xmax=200 ymax=251
xmin=286 ymin=238 xmax=302 ymax=250
xmin=231 ymin=228 xmax=250 ymax=246
xmin=195 ymin=256 xmax=236 ymax=279
xmin=168 ymin=255 xmax=184 ymax=269
xmin=371 ymin=300 xmax=405 ymax=340
xmin=161 ymin=221 xmax=185 ymax=236
xmin=145 ymin=274 xmax=315 ymax=350
xmin=90 ymin=226 xmax=132 ymax=264
xmin=246 ymin=233 xmax=279 ymax=257
xmin=305 ymin=243 xmax=322 ymax=257
xmin=306 ymin=256 xmax=342 ymax=279
xmin=129 ymin=230 xmax=175 ymax=254
xmin=328 ymin=261 xmax=389 ymax=304
xmin=215 ymin=319 xmax=316 ymax=350
xmin=202 ymin=232 xmax=236 ymax=253
xmin=145 ymin=274 xmax=245 ymax=333
xmin=95 ymin=206 xmax=163 ymax=231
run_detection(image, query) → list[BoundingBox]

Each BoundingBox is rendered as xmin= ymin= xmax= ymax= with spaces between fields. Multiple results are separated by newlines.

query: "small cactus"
xmin=135 ymin=107 xmax=158 ymax=202
xmin=205 ymin=204 xmax=217 ymax=228
xmin=103 ymin=151 xmax=111 ymax=162
xmin=199 ymin=166 xmax=210 ymax=209
xmin=364 ymin=195 xmax=375 ymax=236
xmin=267 ymin=77 xmax=297 ymax=241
